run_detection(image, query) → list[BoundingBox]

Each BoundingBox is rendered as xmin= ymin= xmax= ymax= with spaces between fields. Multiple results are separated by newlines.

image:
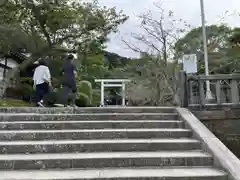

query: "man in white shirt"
xmin=33 ymin=59 xmax=52 ymax=107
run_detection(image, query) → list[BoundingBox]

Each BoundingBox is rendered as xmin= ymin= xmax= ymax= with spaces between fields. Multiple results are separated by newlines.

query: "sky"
xmin=97 ymin=0 xmax=240 ymax=58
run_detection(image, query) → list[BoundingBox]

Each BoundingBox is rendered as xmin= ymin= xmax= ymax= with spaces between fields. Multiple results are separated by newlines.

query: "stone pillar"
xmin=179 ymin=71 xmax=188 ymax=107
xmin=122 ymin=82 xmax=125 ymax=106
xmin=100 ymin=81 xmax=104 ymax=106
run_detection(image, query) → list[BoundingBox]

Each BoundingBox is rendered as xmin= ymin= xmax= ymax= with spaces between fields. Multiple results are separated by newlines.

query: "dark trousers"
xmin=63 ymin=79 xmax=77 ymax=105
xmin=36 ymin=82 xmax=49 ymax=103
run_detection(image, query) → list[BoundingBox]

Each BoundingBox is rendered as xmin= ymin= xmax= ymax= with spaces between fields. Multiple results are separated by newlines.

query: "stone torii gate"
xmin=95 ymin=79 xmax=131 ymax=107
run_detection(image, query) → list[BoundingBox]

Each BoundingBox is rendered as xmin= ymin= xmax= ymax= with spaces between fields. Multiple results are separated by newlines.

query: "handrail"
xmin=185 ymin=73 xmax=240 ymax=106
xmin=188 ymin=74 xmax=240 ymax=81
xmin=177 ymin=107 xmax=240 ymax=180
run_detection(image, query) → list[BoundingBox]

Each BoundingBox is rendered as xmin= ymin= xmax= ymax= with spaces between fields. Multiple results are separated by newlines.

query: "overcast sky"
xmin=97 ymin=0 xmax=240 ymax=58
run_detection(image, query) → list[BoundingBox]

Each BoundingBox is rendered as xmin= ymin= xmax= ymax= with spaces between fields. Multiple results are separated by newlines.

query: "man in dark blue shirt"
xmin=63 ymin=54 xmax=77 ymax=107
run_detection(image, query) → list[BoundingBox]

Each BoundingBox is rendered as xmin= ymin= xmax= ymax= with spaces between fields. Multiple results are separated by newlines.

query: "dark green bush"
xmin=92 ymin=90 xmax=100 ymax=107
xmin=77 ymin=81 xmax=92 ymax=104
xmin=18 ymin=83 xmax=35 ymax=102
xmin=44 ymin=91 xmax=58 ymax=105
xmin=76 ymin=92 xmax=90 ymax=107
xmin=44 ymin=88 xmax=65 ymax=106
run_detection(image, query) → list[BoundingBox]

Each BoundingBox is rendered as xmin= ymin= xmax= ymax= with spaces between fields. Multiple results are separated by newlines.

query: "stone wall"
xmin=190 ymin=106 xmax=240 ymax=159
xmin=203 ymin=120 xmax=240 ymax=158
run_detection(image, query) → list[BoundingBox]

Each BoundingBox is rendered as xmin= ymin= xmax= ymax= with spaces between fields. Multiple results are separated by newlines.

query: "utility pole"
xmin=200 ymin=0 xmax=213 ymax=99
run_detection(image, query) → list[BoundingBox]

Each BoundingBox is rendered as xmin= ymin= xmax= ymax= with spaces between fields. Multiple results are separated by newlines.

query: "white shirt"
xmin=33 ymin=65 xmax=51 ymax=85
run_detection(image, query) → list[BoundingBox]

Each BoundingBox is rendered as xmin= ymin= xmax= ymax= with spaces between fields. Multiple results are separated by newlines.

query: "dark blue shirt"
xmin=63 ymin=59 xmax=76 ymax=81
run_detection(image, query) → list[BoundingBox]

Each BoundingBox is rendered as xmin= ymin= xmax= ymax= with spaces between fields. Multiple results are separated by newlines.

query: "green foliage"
xmin=5 ymin=80 xmax=35 ymax=102
xmin=0 ymin=0 xmax=128 ymax=98
xmin=110 ymin=54 xmax=180 ymax=106
xmin=174 ymin=25 xmax=240 ymax=74
xmin=229 ymin=28 xmax=240 ymax=46
xmin=77 ymin=80 xmax=92 ymax=104
xmin=19 ymin=77 xmax=33 ymax=84
xmin=0 ymin=0 xmax=128 ymax=55
xmin=77 ymin=52 xmax=110 ymax=86
xmin=44 ymin=88 xmax=65 ymax=106
xmin=76 ymin=92 xmax=90 ymax=107
xmin=92 ymin=89 xmax=101 ymax=107
xmin=44 ymin=91 xmax=58 ymax=105
xmin=104 ymin=51 xmax=131 ymax=69
xmin=18 ymin=83 xmax=35 ymax=101
xmin=0 ymin=98 xmax=32 ymax=107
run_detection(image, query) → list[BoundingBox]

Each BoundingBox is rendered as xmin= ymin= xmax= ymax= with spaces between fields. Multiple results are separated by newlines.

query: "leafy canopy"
xmin=174 ymin=25 xmax=240 ymax=74
xmin=0 ymin=0 xmax=128 ymax=56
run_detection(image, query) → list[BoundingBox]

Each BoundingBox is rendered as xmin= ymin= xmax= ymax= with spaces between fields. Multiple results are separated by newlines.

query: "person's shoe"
xmin=37 ymin=101 xmax=45 ymax=107
xmin=67 ymin=104 xmax=77 ymax=108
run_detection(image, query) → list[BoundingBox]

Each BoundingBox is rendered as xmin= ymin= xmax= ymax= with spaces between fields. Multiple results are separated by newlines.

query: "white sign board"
xmin=183 ymin=54 xmax=197 ymax=74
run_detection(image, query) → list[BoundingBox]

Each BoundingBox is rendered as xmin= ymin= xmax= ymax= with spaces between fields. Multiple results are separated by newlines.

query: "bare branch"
xmin=120 ymin=1 xmax=187 ymax=106
xmin=121 ymin=37 xmax=142 ymax=53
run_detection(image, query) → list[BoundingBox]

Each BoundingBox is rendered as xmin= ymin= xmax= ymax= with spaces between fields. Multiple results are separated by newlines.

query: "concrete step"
xmin=0 ymin=151 xmax=213 ymax=170
xmin=0 ymin=129 xmax=192 ymax=141
xmin=0 ymin=167 xmax=228 ymax=180
xmin=0 ymin=113 xmax=179 ymax=121
xmin=0 ymin=107 xmax=176 ymax=114
xmin=0 ymin=139 xmax=201 ymax=154
xmin=0 ymin=120 xmax=184 ymax=130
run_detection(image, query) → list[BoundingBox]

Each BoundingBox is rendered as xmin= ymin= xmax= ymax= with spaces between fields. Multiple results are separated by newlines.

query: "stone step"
xmin=0 ymin=113 xmax=179 ymax=121
xmin=0 ymin=120 xmax=184 ymax=130
xmin=0 ymin=107 xmax=176 ymax=114
xmin=0 ymin=129 xmax=192 ymax=141
xmin=0 ymin=151 xmax=213 ymax=170
xmin=0 ymin=167 xmax=227 ymax=180
xmin=0 ymin=139 xmax=201 ymax=154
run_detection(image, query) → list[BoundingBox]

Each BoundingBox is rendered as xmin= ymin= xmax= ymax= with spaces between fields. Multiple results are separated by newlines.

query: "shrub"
xmin=6 ymin=80 xmax=35 ymax=102
xmin=77 ymin=81 xmax=92 ymax=104
xmin=44 ymin=80 xmax=92 ymax=107
xmin=76 ymin=92 xmax=90 ymax=107
xmin=19 ymin=83 xmax=35 ymax=102
xmin=5 ymin=87 xmax=22 ymax=99
xmin=92 ymin=90 xmax=101 ymax=107
xmin=44 ymin=91 xmax=58 ymax=105
xmin=44 ymin=88 xmax=65 ymax=106
xmin=19 ymin=77 xmax=33 ymax=85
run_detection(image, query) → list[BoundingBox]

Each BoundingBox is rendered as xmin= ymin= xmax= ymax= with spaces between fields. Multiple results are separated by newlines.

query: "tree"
xmin=229 ymin=28 xmax=240 ymax=46
xmin=0 ymin=0 xmax=128 ymax=97
xmin=121 ymin=1 xmax=187 ymax=106
xmin=174 ymin=25 xmax=240 ymax=74
xmin=104 ymin=51 xmax=131 ymax=69
xmin=227 ymin=28 xmax=240 ymax=70
xmin=123 ymin=1 xmax=189 ymax=64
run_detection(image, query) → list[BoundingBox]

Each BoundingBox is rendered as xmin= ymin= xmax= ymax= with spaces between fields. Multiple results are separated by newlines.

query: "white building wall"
xmin=0 ymin=68 xmax=4 ymax=80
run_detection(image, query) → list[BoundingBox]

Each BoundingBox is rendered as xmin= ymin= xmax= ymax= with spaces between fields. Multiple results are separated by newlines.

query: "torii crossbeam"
xmin=95 ymin=79 xmax=131 ymax=107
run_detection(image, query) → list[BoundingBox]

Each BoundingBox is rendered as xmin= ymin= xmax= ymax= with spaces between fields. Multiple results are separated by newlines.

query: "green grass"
xmin=0 ymin=99 xmax=32 ymax=107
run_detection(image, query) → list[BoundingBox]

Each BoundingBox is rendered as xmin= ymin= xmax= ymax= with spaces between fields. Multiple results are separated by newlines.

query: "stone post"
xmin=179 ymin=71 xmax=188 ymax=107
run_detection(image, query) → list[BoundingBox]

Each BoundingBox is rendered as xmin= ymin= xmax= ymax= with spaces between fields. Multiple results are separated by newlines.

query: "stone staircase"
xmin=0 ymin=107 xmax=228 ymax=179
